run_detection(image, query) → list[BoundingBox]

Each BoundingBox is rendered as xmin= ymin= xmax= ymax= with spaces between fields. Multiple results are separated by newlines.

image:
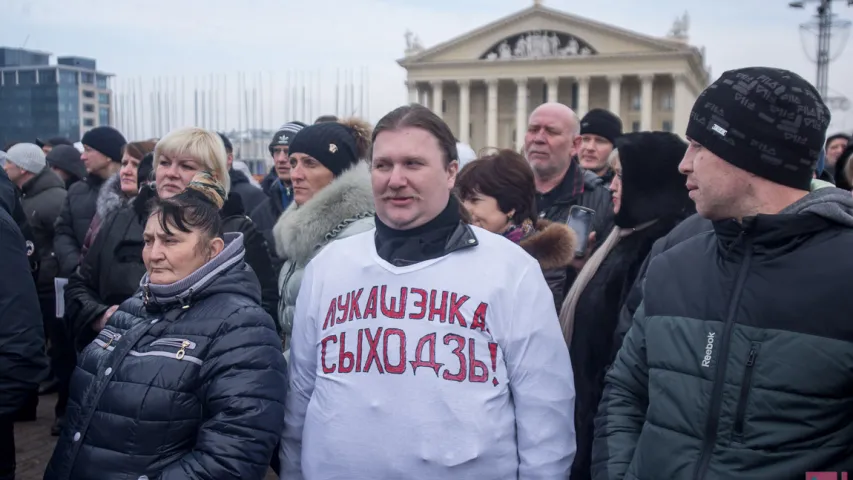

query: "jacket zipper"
xmin=732 ymin=343 xmax=759 ymax=441
xmin=694 ymin=235 xmax=753 ymax=480
xmin=149 ymin=338 xmax=197 ymax=350
xmin=100 ymin=330 xmax=122 ymax=349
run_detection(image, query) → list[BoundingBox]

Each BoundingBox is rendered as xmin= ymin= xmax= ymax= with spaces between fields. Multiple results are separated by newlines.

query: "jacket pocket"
xmin=133 ymin=338 xmax=202 ymax=365
xmin=93 ymin=329 xmax=122 ymax=351
xmin=732 ymin=342 xmax=760 ymax=442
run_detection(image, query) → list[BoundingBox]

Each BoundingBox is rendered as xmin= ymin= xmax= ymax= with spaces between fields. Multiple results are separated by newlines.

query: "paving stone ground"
xmin=14 ymin=393 xmax=277 ymax=479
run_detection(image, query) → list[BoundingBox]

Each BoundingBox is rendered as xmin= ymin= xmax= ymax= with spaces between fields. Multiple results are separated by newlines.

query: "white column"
xmin=486 ymin=79 xmax=499 ymax=148
xmin=430 ymin=80 xmax=443 ymax=118
xmin=515 ymin=77 xmax=528 ymax=151
xmin=576 ymin=76 xmax=590 ymax=118
xmin=608 ymin=75 xmax=622 ymax=117
xmin=640 ymin=74 xmax=654 ymax=131
xmin=407 ymin=80 xmax=418 ymax=104
xmin=546 ymin=76 xmax=559 ymax=103
xmin=458 ymin=80 xmax=471 ymax=144
xmin=673 ymin=73 xmax=691 ymax=136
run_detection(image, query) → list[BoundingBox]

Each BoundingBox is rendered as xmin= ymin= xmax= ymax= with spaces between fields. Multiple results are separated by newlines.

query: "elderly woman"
xmin=273 ymin=118 xmax=375 ymax=353
xmin=559 ymin=131 xmax=695 ymax=480
xmin=45 ymin=172 xmax=287 ymax=480
xmin=455 ymin=149 xmax=577 ymax=311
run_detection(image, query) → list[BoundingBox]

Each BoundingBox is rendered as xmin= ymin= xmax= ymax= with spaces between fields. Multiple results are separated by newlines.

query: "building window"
xmin=631 ymin=94 xmax=641 ymax=111
xmin=99 ymin=106 xmax=110 ymax=126
xmin=83 ymin=103 xmax=95 ymax=113
xmin=3 ymin=71 xmax=15 ymax=85
xmin=660 ymin=93 xmax=674 ymax=111
xmin=18 ymin=70 xmax=36 ymax=86
xmin=38 ymin=69 xmax=57 ymax=85
xmin=81 ymin=72 xmax=94 ymax=85
xmin=98 ymin=93 xmax=110 ymax=104
xmin=97 ymin=75 xmax=108 ymax=89
xmin=632 ymin=121 xmax=640 ymax=132
xmin=83 ymin=118 xmax=95 ymax=127
xmin=83 ymin=90 xmax=95 ymax=99
xmin=662 ymin=121 xmax=673 ymax=132
xmin=59 ymin=70 xmax=77 ymax=85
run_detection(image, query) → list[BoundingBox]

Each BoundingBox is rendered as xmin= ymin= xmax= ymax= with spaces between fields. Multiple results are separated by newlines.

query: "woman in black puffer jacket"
xmin=45 ymin=172 xmax=287 ymax=480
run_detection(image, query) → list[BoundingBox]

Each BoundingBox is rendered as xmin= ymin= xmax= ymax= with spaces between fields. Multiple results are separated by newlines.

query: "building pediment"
xmin=399 ymin=4 xmax=687 ymax=66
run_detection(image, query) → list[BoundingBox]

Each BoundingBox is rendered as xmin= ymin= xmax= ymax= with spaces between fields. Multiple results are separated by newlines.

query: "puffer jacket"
xmin=593 ymin=187 xmax=853 ymax=480
xmin=515 ymin=219 xmax=577 ymax=311
xmin=54 ymin=173 xmax=105 ymax=276
xmin=274 ymin=162 xmax=375 ymax=353
xmin=45 ymin=232 xmax=287 ymax=480
xmin=20 ymin=166 xmax=67 ymax=294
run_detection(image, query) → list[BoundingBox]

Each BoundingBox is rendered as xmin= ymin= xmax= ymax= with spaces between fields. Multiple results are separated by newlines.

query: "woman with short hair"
xmin=45 ymin=172 xmax=287 ymax=480
xmin=456 ymin=149 xmax=577 ymax=311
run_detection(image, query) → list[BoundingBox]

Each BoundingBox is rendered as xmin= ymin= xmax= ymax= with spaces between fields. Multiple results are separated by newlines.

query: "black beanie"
xmin=46 ymin=144 xmax=86 ymax=180
xmin=288 ymin=122 xmax=359 ymax=177
xmin=686 ymin=67 xmax=830 ymax=191
xmin=269 ymin=122 xmax=305 ymax=155
xmin=217 ymin=132 xmax=233 ymax=153
xmin=580 ymin=108 xmax=622 ymax=145
xmin=81 ymin=126 xmax=127 ymax=163
xmin=137 ymin=152 xmax=154 ymax=190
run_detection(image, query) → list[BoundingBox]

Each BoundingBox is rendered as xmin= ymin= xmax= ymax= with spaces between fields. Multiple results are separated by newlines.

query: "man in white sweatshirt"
xmin=281 ymin=104 xmax=576 ymax=479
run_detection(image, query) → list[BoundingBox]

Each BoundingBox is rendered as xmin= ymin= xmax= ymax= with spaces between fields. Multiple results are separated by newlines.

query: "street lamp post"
xmin=789 ymin=0 xmax=852 ymax=100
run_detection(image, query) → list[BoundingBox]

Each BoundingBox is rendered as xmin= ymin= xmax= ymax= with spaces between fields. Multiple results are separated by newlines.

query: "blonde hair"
xmin=154 ymin=127 xmax=231 ymax=195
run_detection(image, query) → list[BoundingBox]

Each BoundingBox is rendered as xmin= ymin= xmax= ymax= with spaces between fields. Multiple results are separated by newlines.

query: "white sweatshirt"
xmin=280 ymin=226 xmax=576 ymax=480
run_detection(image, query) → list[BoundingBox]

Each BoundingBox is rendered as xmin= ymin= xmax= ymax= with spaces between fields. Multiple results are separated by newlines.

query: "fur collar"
xmin=273 ymin=162 xmax=374 ymax=265
xmin=519 ymin=219 xmax=577 ymax=270
xmin=96 ymin=173 xmax=129 ymax=220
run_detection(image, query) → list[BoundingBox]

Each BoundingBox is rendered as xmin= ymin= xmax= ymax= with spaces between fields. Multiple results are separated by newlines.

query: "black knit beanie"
xmin=288 ymin=122 xmax=359 ymax=177
xmin=137 ymin=152 xmax=155 ymax=190
xmin=580 ymin=108 xmax=622 ymax=145
xmin=81 ymin=126 xmax=127 ymax=163
xmin=686 ymin=67 xmax=830 ymax=191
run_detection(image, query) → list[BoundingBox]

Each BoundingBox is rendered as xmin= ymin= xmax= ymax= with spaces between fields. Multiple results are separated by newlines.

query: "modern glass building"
xmin=0 ymin=47 xmax=114 ymax=148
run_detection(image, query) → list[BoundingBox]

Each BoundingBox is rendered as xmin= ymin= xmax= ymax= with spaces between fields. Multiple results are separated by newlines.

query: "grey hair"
xmin=607 ymin=148 xmax=620 ymax=168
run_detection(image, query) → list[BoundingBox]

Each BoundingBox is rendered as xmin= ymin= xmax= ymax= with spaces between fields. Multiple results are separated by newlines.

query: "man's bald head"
xmin=525 ymin=102 xmax=581 ymax=184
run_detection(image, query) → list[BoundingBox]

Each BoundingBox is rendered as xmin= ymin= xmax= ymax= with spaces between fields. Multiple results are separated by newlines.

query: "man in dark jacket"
xmin=251 ymin=121 xmax=304 ymax=272
xmin=46 ymin=144 xmax=87 ymax=190
xmin=54 ymin=127 xmax=126 ymax=277
xmin=594 ymin=67 xmax=853 ymax=479
xmin=217 ymin=133 xmax=266 ymax=213
xmin=525 ymin=103 xmax=614 ymax=245
xmin=578 ymin=108 xmax=622 ymax=184
xmin=0 ymin=168 xmax=48 ymax=480
xmin=4 ymin=144 xmax=72 ymax=430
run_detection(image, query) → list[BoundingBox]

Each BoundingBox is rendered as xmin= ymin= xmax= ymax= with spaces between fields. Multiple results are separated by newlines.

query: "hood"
xmin=21 ymin=167 xmax=65 ymax=198
xmin=273 ymin=161 xmax=374 ymax=265
xmin=779 ymin=184 xmax=853 ymax=228
xmin=518 ymin=219 xmax=578 ymax=270
xmin=231 ymin=162 xmax=261 ymax=188
xmin=95 ymin=172 xmax=130 ymax=221
xmin=0 ymin=168 xmax=16 ymax=215
xmin=140 ymin=232 xmax=260 ymax=309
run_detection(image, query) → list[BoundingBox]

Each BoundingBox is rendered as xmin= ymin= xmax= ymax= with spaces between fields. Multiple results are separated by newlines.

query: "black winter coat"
xmin=65 ymin=186 xmax=280 ymax=350
xmin=45 ymin=234 xmax=287 ymax=480
xmin=230 ymin=168 xmax=266 ymax=214
xmin=0 ymin=169 xmax=48 ymax=417
xmin=593 ymin=188 xmax=853 ymax=479
xmin=20 ymin=167 xmax=67 ymax=294
xmin=516 ymin=219 xmax=577 ymax=312
xmin=54 ymin=173 xmax=104 ymax=277
xmin=249 ymin=179 xmax=292 ymax=272
xmin=536 ymin=162 xmax=614 ymax=248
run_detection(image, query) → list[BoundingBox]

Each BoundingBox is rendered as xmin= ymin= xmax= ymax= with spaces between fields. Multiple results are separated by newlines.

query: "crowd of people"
xmin=0 ymin=65 xmax=851 ymax=480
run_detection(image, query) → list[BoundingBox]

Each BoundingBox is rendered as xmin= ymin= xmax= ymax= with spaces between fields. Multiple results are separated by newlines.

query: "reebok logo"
xmin=701 ymin=332 xmax=716 ymax=368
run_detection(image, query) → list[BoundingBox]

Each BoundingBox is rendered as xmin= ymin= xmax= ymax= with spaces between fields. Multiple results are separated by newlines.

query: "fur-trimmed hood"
xmin=273 ymin=161 xmax=374 ymax=266
xmin=518 ymin=219 xmax=577 ymax=271
xmin=95 ymin=172 xmax=130 ymax=221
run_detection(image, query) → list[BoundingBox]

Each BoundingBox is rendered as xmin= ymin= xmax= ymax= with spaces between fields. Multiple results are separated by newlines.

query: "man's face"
xmin=81 ymin=146 xmax=112 ymax=178
xmin=679 ymin=138 xmax=751 ymax=220
xmin=3 ymin=162 xmax=26 ymax=187
xmin=579 ymin=134 xmax=614 ymax=174
xmin=371 ymin=127 xmax=458 ymax=230
xmin=524 ymin=106 xmax=579 ymax=181
xmin=271 ymin=146 xmax=291 ymax=183
xmin=827 ymin=137 xmax=849 ymax=167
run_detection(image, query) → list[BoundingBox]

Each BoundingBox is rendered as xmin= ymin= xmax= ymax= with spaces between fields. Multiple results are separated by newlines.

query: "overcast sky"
xmin=3 ymin=0 xmax=853 ymax=137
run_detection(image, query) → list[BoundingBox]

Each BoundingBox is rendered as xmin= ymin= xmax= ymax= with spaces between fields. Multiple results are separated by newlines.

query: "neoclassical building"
xmin=399 ymin=1 xmax=710 ymax=152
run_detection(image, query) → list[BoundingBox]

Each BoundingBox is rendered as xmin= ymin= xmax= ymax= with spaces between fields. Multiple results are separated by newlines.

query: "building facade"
xmin=0 ymin=47 xmax=113 ymax=147
xmin=399 ymin=2 xmax=710 ymax=152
